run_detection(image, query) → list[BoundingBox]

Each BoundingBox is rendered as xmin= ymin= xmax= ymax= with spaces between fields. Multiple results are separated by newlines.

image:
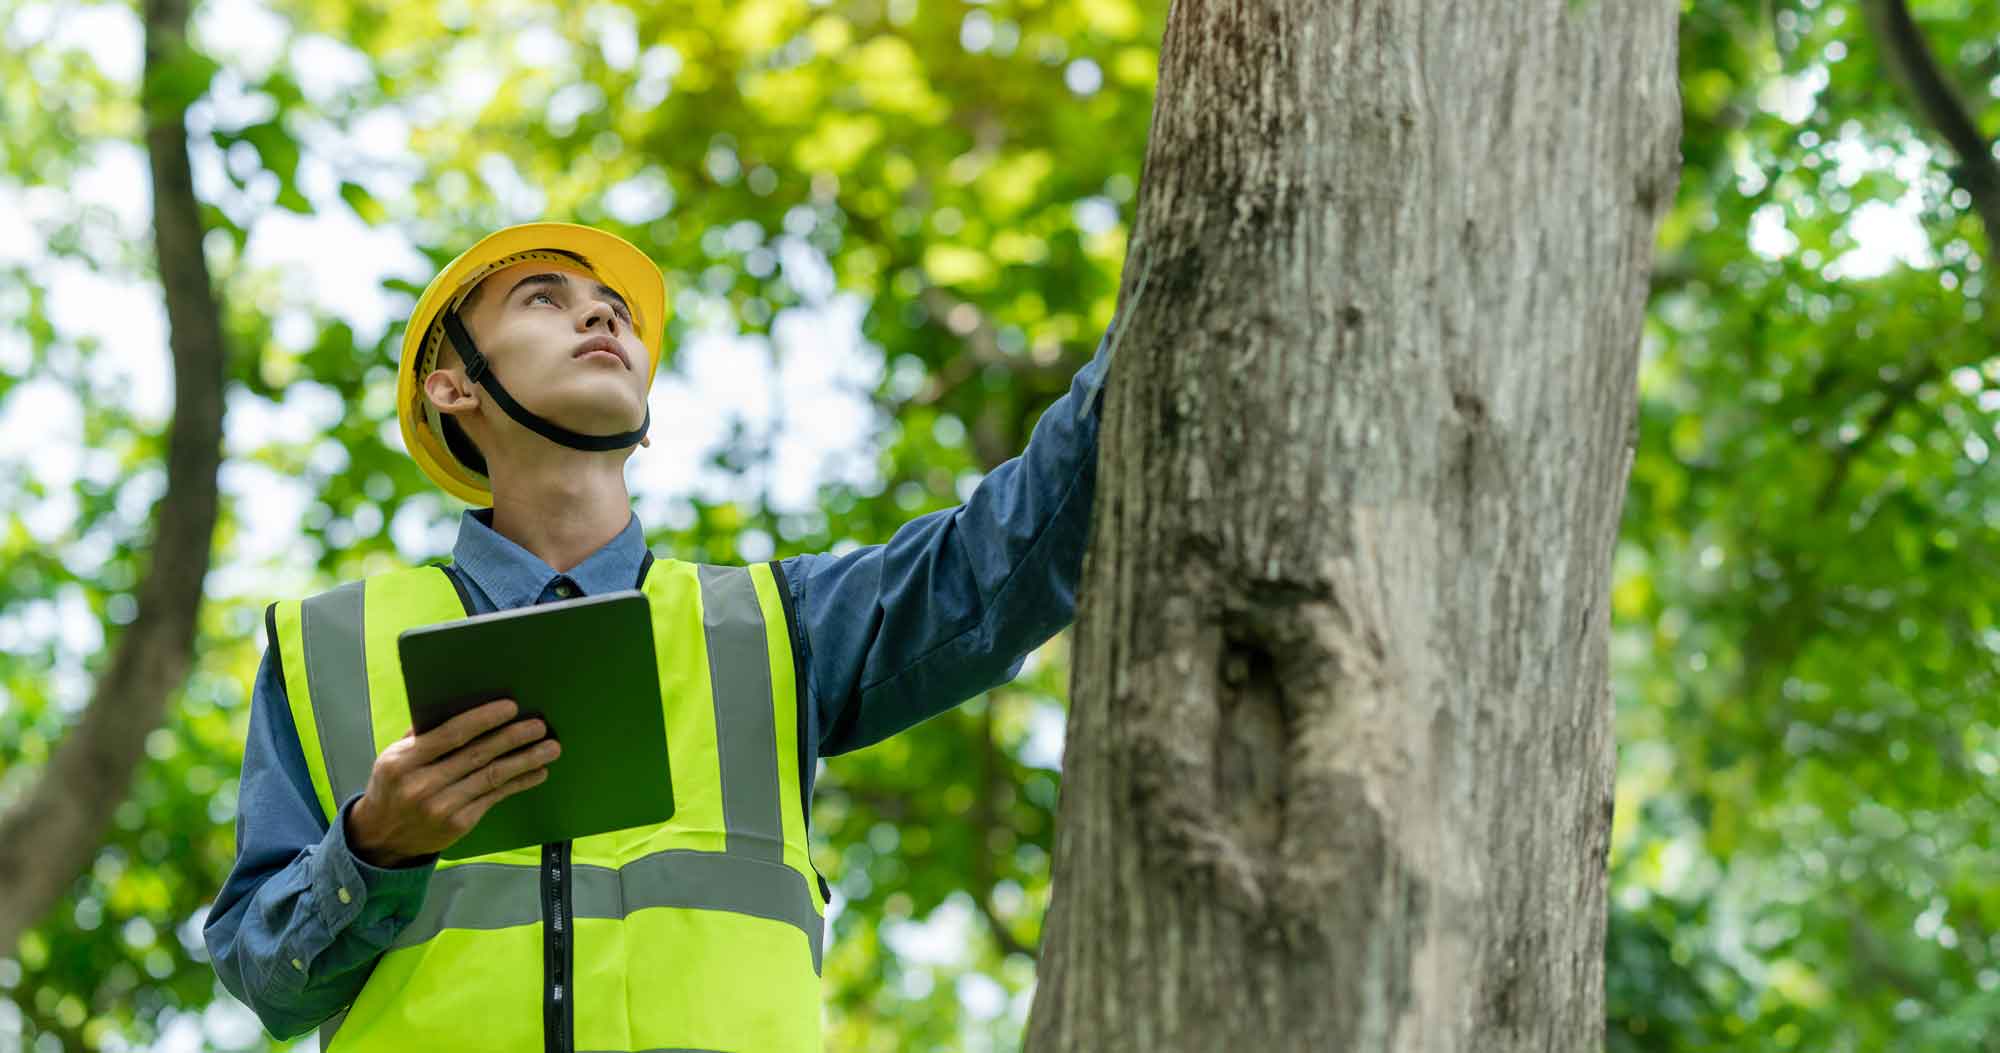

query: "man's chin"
xmin=536 ymin=387 xmax=647 ymax=436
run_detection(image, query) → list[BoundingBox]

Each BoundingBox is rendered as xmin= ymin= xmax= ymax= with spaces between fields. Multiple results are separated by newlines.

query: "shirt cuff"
xmin=311 ymin=793 xmax=436 ymax=936
xmin=1074 ymin=323 xmax=1115 ymax=425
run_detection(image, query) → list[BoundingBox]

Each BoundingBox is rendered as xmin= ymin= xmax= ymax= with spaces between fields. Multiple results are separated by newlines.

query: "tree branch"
xmin=1845 ymin=909 xmax=1933 ymax=1003
xmin=1864 ymin=0 xmax=2000 ymax=238
xmin=971 ymin=701 xmax=1035 ymax=961
xmin=0 ymin=0 xmax=226 ymax=953
xmin=1814 ymin=3 xmax=2000 ymax=515
xmin=1813 ymin=356 xmax=1938 ymax=516
xmin=973 ymin=884 xmax=1035 ymax=962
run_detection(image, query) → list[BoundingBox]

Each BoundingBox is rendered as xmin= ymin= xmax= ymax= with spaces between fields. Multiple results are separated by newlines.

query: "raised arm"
xmin=787 ymin=329 xmax=1113 ymax=757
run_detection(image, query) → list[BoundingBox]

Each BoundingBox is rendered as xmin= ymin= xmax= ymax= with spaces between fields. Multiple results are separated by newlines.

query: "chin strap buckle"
xmin=442 ymin=311 xmax=490 ymax=384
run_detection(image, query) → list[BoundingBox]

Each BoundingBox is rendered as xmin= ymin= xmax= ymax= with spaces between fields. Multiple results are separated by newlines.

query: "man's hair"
xmin=434 ymin=246 xmax=595 ymax=478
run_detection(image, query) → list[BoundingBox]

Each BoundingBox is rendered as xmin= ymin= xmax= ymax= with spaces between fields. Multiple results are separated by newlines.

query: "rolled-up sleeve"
xmin=204 ymin=642 xmax=435 ymax=1040
xmin=790 ymin=330 xmax=1112 ymax=757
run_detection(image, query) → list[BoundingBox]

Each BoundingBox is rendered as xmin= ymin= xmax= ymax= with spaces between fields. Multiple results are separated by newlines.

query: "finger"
xmin=387 ymin=721 xmax=539 ymax=808
xmin=434 ymin=738 xmax=561 ymax=816
xmin=405 ymin=699 xmax=520 ymax=763
xmin=448 ymin=767 xmax=551 ymax=835
xmin=426 ymin=717 xmax=551 ymax=788
xmin=368 ymin=732 xmax=424 ymax=784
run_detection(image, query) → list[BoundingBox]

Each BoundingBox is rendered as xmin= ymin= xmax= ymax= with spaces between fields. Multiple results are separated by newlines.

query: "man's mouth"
xmin=572 ymin=336 xmax=629 ymax=370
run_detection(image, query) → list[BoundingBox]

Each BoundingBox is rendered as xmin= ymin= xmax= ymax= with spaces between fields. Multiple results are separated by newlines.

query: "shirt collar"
xmin=450 ymin=506 xmax=650 ymax=610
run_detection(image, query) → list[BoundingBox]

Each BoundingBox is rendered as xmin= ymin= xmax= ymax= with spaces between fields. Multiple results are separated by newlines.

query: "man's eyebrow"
xmin=505 ymin=272 xmax=567 ymax=301
xmin=504 ymin=272 xmax=633 ymax=317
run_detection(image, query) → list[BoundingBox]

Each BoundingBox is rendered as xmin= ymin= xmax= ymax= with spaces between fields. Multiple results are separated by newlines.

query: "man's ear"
xmin=422 ymin=367 xmax=481 ymax=417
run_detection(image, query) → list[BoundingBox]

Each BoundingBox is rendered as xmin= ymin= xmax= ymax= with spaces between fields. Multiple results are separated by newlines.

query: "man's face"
xmin=450 ymin=260 xmax=652 ymax=437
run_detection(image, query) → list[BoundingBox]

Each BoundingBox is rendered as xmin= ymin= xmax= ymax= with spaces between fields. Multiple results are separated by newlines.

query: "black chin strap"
xmin=440 ymin=309 xmax=650 ymax=453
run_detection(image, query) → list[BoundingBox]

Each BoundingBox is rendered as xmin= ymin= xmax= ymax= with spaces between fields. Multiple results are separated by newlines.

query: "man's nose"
xmin=581 ymin=300 xmax=617 ymax=333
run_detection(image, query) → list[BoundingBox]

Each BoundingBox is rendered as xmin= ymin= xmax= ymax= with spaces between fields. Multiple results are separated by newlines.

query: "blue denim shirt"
xmin=204 ymin=335 xmax=1110 ymax=1038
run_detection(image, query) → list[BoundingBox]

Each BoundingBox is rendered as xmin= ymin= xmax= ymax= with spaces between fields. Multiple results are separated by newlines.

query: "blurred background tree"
xmin=1 ymin=0 xmax=1998 ymax=1049
xmin=0 ymin=0 xmax=226 ymax=965
xmin=1612 ymin=1 xmax=2000 ymax=1049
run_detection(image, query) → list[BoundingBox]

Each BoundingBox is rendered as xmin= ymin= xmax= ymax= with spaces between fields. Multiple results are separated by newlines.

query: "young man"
xmin=203 ymin=222 xmax=1112 ymax=1051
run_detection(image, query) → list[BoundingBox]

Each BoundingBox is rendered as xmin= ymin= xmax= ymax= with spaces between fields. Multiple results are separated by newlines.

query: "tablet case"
xmin=397 ymin=589 xmax=673 ymax=859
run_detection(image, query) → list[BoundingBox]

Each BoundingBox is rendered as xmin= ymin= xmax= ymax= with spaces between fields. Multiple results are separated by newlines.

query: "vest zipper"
xmin=539 ymin=554 xmax=643 ymax=1053
xmin=542 ymin=839 xmax=574 ymax=1053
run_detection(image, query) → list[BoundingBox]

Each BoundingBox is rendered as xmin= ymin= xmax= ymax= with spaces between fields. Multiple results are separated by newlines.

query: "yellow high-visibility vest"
xmin=266 ymin=556 xmax=827 ymax=1052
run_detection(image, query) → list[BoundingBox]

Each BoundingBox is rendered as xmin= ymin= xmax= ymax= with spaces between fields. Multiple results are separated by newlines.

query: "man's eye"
xmin=530 ymin=292 xmax=556 ymax=305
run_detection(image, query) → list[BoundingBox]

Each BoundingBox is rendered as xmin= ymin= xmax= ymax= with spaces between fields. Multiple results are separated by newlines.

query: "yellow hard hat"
xmin=396 ymin=222 xmax=669 ymax=506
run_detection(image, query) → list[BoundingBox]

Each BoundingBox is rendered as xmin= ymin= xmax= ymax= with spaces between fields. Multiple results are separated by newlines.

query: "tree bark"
xmin=1025 ymin=1 xmax=1679 ymax=1050
xmin=0 ymin=0 xmax=224 ymax=953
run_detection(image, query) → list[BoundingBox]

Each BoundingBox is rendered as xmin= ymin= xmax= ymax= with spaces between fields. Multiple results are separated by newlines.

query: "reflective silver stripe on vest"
xmin=696 ymin=565 xmax=787 ymax=864
xmin=393 ymin=851 xmax=826 ymax=973
xmin=300 ymin=581 xmax=376 ymax=809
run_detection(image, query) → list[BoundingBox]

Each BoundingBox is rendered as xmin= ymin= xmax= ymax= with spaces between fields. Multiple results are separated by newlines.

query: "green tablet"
xmin=397 ymin=589 xmax=673 ymax=860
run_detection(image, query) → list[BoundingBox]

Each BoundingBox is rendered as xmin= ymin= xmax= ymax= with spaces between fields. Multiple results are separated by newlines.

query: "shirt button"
xmin=292 ymin=958 xmax=306 ymax=972
xmin=553 ymin=580 xmax=576 ymax=598
xmin=337 ymin=887 xmax=352 ymax=905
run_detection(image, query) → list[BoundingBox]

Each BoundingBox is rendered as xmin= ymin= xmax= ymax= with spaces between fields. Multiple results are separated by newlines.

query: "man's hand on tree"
xmin=345 ymin=699 xmax=559 ymax=868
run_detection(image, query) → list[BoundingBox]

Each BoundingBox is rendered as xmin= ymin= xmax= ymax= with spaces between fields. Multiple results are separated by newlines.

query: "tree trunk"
xmin=1025 ymin=1 xmax=1679 ymax=1050
xmin=0 ymin=0 xmax=225 ymax=953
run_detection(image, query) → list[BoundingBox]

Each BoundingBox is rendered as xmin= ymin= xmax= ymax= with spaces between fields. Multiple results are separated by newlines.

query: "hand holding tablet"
xmin=394 ymin=589 xmax=674 ymax=859
xmin=346 ymin=698 xmax=559 ymax=868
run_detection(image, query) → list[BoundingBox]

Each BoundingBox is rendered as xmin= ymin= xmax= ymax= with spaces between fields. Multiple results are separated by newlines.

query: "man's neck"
xmin=486 ymin=455 xmax=634 ymax=574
